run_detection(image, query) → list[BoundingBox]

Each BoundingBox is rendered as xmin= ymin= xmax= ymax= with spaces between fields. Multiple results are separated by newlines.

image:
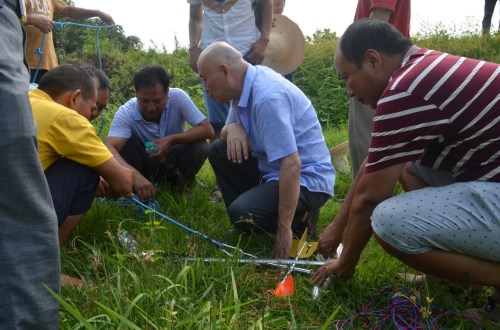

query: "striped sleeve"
xmin=365 ymin=49 xmax=500 ymax=182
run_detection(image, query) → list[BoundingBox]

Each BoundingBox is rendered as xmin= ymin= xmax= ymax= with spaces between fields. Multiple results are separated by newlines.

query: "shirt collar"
xmin=131 ymin=98 xmax=143 ymax=121
xmin=235 ymin=64 xmax=256 ymax=109
xmin=401 ymin=45 xmax=420 ymax=66
xmin=30 ymin=88 xmax=52 ymax=101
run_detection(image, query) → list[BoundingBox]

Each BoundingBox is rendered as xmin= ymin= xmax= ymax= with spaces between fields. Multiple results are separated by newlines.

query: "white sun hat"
xmin=262 ymin=14 xmax=305 ymax=75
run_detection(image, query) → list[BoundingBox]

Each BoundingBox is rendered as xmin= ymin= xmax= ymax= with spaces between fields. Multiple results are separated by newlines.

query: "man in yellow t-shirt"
xmin=30 ymin=64 xmax=133 ymax=245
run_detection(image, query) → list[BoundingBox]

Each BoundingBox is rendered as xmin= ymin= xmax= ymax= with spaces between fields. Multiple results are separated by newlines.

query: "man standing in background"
xmin=348 ymin=0 xmax=411 ymax=178
xmin=482 ymin=0 xmax=499 ymax=34
xmin=187 ymin=0 xmax=272 ymax=202
xmin=0 ymin=0 xmax=60 ymax=328
xmin=23 ymin=0 xmax=114 ymax=83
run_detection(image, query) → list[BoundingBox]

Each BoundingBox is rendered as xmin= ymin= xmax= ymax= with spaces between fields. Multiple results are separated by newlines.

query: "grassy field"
xmin=56 ymin=29 xmax=499 ymax=329
xmin=59 ymin=128 xmax=492 ymax=329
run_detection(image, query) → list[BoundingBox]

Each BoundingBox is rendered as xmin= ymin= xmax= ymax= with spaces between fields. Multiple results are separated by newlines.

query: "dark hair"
xmin=38 ymin=64 xmax=95 ymax=100
xmin=133 ymin=64 xmax=170 ymax=93
xmin=82 ymin=64 xmax=110 ymax=91
xmin=340 ymin=18 xmax=413 ymax=68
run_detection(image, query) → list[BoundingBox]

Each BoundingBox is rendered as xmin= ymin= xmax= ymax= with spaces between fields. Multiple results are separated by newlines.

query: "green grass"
xmin=59 ymin=127 xmax=491 ymax=329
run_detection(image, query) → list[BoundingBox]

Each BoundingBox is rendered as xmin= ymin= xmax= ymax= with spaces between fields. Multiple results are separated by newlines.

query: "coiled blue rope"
xmin=31 ymin=21 xmax=115 ymax=82
xmin=31 ymin=21 xmax=115 ymax=136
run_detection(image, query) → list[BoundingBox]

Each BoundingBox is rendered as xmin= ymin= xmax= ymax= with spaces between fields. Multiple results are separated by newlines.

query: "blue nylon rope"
xmin=31 ymin=21 xmax=114 ymax=82
xmin=31 ymin=21 xmax=115 ymax=136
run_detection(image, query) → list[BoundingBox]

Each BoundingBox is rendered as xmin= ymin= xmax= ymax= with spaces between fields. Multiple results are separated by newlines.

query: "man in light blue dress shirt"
xmin=198 ymin=41 xmax=335 ymax=258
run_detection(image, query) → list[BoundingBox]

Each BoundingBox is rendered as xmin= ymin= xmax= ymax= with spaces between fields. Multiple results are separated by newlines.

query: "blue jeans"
xmin=0 ymin=6 xmax=60 ymax=329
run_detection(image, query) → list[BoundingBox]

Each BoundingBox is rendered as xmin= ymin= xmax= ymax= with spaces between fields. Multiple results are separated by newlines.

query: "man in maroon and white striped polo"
xmin=313 ymin=19 xmax=500 ymax=324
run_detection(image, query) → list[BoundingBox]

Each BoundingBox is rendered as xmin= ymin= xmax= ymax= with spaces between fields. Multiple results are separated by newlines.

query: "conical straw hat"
xmin=329 ymin=141 xmax=350 ymax=174
xmin=262 ymin=14 xmax=305 ymax=75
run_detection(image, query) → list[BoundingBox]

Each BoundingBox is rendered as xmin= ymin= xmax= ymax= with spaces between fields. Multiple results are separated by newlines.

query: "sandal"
xmin=208 ymin=185 xmax=223 ymax=203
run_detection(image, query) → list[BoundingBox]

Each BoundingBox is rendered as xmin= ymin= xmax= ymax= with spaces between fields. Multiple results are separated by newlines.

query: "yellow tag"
xmin=288 ymin=229 xmax=318 ymax=258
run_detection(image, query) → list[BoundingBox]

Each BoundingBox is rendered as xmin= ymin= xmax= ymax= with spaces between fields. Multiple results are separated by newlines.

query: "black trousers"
xmin=482 ymin=0 xmax=499 ymax=32
xmin=44 ymin=158 xmax=99 ymax=226
xmin=208 ymin=139 xmax=330 ymax=234
xmin=121 ymin=135 xmax=208 ymax=189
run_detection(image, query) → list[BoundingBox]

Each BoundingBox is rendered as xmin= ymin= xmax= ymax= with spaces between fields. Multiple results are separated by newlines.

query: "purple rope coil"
xmin=334 ymin=286 xmax=478 ymax=329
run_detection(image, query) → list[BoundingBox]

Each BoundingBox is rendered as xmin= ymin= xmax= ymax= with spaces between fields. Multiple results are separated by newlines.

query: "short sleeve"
xmin=49 ymin=112 xmax=112 ymax=168
xmin=53 ymin=0 xmax=68 ymax=15
xmin=108 ymin=104 xmax=134 ymax=139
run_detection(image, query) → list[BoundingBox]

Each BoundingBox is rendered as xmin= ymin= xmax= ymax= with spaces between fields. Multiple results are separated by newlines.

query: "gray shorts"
xmin=371 ymin=167 xmax=500 ymax=262
xmin=410 ymin=163 xmax=456 ymax=187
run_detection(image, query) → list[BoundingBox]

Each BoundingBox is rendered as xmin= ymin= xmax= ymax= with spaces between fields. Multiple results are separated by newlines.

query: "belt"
xmin=3 ymin=0 xmax=23 ymax=20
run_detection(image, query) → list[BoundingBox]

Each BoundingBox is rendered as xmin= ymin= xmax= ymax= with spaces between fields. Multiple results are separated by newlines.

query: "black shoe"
xmin=306 ymin=208 xmax=320 ymax=240
xmin=292 ymin=209 xmax=320 ymax=240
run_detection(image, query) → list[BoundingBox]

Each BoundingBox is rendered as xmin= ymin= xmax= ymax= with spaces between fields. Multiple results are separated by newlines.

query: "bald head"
xmin=197 ymin=41 xmax=245 ymax=72
xmin=197 ymin=41 xmax=248 ymax=103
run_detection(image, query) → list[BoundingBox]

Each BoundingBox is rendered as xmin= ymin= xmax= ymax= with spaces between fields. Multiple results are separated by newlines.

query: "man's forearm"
xmin=105 ymin=144 xmax=144 ymax=181
xmin=333 ymin=158 xmax=367 ymax=231
xmin=337 ymin=161 xmax=403 ymax=269
xmin=189 ymin=5 xmax=202 ymax=48
xmin=189 ymin=22 xmax=202 ymax=49
xmin=277 ymin=153 xmax=301 ymax=231
xmin=338 ymin=195 xmax=377 ymax=269
xmin=258 ymin=0 xmax=273 ymax=41
xmin=62 ymin=6 xmax=99 ymax=20
xmin=370 ymin=7 xmax=392 ymax=22
xmin=161 ymin=122 xmax=214 ymax=145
